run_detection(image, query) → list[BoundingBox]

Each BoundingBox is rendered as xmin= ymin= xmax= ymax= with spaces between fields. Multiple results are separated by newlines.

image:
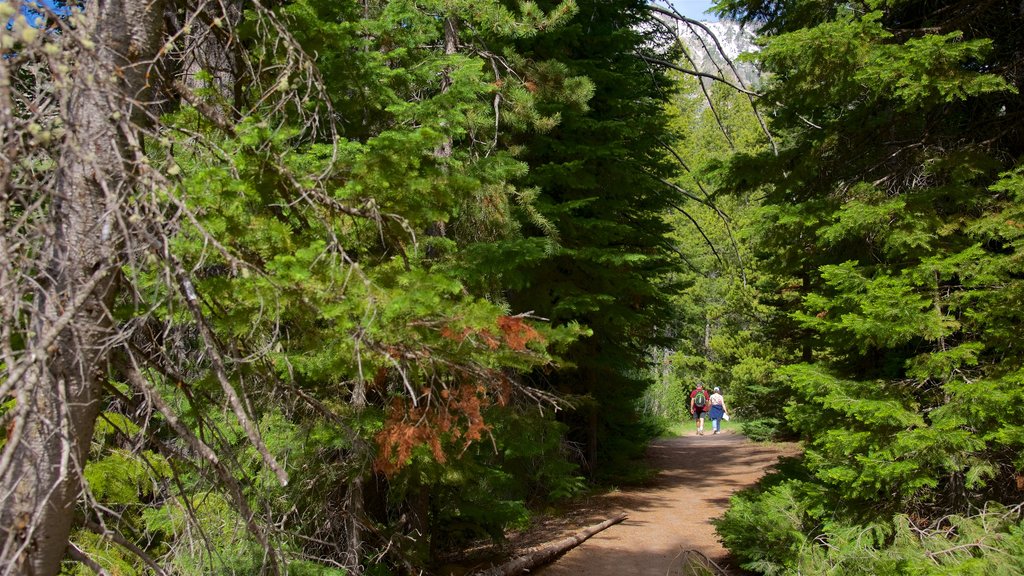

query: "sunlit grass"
xmin=664 ymin=415 xmax=737 ymax=437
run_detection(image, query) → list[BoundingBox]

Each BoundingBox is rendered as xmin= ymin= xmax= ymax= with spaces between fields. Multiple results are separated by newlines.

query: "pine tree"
xmin=713 ymin=0 xmax=1024 ymax=572
xmin=479 ymin=0 xmax=685 ymax=477
xmin=1 ymin=0 xmax=587 ymax=573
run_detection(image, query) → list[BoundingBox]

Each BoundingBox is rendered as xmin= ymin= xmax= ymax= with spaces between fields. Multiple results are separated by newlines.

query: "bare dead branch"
xmin=644 ymin=3 xmax=778 ymax=154
xmin=67 ymin=542 xmax=111 ymax=576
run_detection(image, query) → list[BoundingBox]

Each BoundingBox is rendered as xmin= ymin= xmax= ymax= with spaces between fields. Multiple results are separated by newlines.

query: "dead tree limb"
xmin=669 ymin=548 xmax=730 ymax=576
xmin=474 ymin=514 xmax=628 ymax=576
xmin=644 ymin=2 xmax=778 ymax=155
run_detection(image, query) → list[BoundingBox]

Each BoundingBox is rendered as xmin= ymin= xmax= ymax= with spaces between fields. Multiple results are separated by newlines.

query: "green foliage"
xmin=721 ymin=483 xmax=1024 ymax=576
xmin=62 ymin=531 xmax=141 ymax=576
xmin=711 ymin=0 xmax=1024 ymax=573
xmin=142 ymin=492 xmax=265 ymax=575
xmin=498 ymin=0 xmax=686 ymax=480
xmin=74 ymin=0 xmax=660 ymax=572
xmin=650 ymin=15 xmax=786 ymax=441
xmin=287 ymin=561 xmax=349 ymax=576
xmin=84 ymin=449 xmax=169 ymax=505
xmin=717 ymin=479 xmax=811 ymax=575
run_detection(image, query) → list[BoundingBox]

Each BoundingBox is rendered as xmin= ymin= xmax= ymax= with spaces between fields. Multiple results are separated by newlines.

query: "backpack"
xmin=693 ymin=390 xmax=707 ymax=408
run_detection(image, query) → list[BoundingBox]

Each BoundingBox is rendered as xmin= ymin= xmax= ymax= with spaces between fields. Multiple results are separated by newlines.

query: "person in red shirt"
xmin=690 ymin=383 xmax=710 ymax=436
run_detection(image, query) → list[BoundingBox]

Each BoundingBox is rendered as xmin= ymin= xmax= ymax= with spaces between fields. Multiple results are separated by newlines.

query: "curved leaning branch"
xmin=636 ymin=53 xmax=760 ymax=96
xmin=643 ymin=2 xmax=778 ymax=155
xmin=655 ymin=139 xmax=749 ymax=285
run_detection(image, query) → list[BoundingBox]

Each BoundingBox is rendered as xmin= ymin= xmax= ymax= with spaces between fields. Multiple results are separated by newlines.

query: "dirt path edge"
xmin=525 ymin=432 xmax=801 ymax=575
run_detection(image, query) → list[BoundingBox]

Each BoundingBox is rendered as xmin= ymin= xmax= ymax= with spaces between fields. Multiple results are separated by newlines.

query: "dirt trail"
xmin=533 ymin=431 xmax=799 ymax=576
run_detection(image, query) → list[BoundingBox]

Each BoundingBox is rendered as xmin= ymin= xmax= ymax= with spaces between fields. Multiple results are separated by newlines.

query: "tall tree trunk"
xmin=0 ymin=2 xmax=165 ymax=574
xmin=425 ymin=17 xmax=460 ymax=250
xmin=346 ymin=371 xmax=368 ymax=574
xmin=181 ymin=0 xmax=244 ymax=119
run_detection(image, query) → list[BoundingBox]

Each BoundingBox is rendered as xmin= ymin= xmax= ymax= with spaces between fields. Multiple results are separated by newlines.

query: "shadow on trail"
xmin=530 ymin=432 xmax=801 ymax=576
xmin=533 ymin=435 xmax=790 ymax=523
xmin=536 ymin=540 xmax=739 ymax=576
xmin=590 ymin=434 xmax=788 ymax=516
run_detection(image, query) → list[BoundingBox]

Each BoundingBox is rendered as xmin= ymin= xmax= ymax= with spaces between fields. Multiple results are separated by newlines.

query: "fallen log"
xmin=473 ymin=513 xmax=629 ymax=576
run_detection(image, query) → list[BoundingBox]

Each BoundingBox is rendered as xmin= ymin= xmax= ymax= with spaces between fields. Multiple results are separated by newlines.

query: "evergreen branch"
xmin=117 ymin=353 xmax=282 ymax=576
xmin=654 ymin=141 xmax=749 ymax=285
xmin=67 ymin=542 xmax=110 ymax=576
xmin=644 ymin=171 xmax=713 ymax=209
xmin=173 ymin=80 xmax=237 ymax=136
xmin=162 ymin=242 xmax=290 ymax=489
xmin=647 ymin=3 xmax=753 ymax=96
xmin=666 ymin=243 xmax=703 ymax=274
xmin=84 ymin=520 xmax=170 ymax=576
xmin=655 ymin=138 xmax=716 ymax=205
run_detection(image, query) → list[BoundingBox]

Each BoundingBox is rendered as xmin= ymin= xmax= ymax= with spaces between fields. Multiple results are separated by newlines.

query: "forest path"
xmin=533 ymin=431 xmax=800 ymax=576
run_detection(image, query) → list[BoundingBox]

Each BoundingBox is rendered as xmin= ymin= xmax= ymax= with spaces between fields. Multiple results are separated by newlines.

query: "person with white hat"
xmin=708 ymin=386 xmax=730 ymax=434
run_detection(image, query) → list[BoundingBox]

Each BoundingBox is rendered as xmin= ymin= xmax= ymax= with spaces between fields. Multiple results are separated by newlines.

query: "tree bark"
xmin=181 ymin=0 xmax=244 ymax=119
xmin=473 ymin=514 xmax=628 ymax=576
xmin=0 ymin=2 xmax=165 ymax=574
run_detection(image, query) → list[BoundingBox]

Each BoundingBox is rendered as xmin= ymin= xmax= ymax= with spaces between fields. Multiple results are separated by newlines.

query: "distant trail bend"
xmin=536 ymin=432 xmax=800 ymax=576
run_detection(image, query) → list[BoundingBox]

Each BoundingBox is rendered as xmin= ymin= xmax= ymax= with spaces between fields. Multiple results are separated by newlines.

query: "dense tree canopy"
xmin=0 ymin=0 xmax=682 ymax=574
xmin=5 ymin=0 xmax=1023 ymax=574
xmin=708 ymin=0 xmax=1024 ymax=573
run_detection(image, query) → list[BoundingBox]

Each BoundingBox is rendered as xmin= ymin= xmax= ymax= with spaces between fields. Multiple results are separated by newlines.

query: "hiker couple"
xmin=690 ymin=383 xmax=729 ymax=436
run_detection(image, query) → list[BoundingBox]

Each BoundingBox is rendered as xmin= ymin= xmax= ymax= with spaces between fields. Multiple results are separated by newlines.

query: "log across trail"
xmin=530 ymin=431 xmax=800 ymax=576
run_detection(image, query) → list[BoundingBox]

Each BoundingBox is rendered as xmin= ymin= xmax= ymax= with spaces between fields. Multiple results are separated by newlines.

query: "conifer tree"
xmin=0 ymin=0 xmax=587 ymax=573
xmin=713 ymin=1 xmax=1024 ymax=572
xmin=480 ymin=0 xmax=684 ymax=476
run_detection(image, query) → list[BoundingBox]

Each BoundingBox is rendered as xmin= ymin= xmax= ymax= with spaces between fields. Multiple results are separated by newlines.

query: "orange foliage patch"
xmin=496 ymin=374 xmax=512 ymax=407
xmin=440 ymin=325 xmax=473 ymax=343
xmin=440 ymin=316 xmax=544 ymax=352
xmin=374 ymin=381 xmax=494 ymax=476
xmin=497 ymin=316 xmax=544 ymax=351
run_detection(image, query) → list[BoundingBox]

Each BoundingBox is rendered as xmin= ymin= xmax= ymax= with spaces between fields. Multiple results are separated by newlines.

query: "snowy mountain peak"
xmin=673 ymin=19 xmax=760 ymax=85
xmin=683 ymin=20 xmax=759 ymax=61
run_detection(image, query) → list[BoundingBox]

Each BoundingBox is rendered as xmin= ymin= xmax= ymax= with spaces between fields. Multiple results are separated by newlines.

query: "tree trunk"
xmin=473 ymin=514 xmax=628 ymax=576
xmin=346 ymin=375 xmax=368 ymax=574
xmin=0 ymin=2 xmax=165 ymax=574
xmin=586 ymin=403 xmax=598 ymax=476
xmin=181 ymin=0 xmax=244 ymax=119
